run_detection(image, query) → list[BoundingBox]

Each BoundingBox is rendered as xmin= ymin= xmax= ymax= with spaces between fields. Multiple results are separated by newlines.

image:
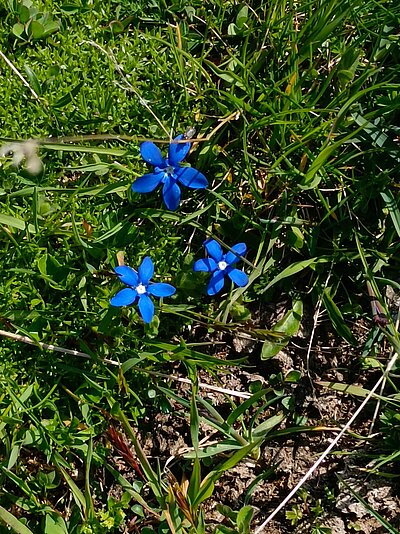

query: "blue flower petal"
xmin=114 ymin=266 xmax=139 ymax=287
xmin=204 ymin=239 xmax=223 ymax=262
xmin=132 ymin=171 xmax=163 ymax=193
xmin=168 ymin=134 xmax=191 ymax=166
xmin=225 ymin=243 xmax=247 ymax=265
xmin=140 ymin=142 xmax=165 ymax=167
xmin=162 ymin=176 xmax=181 ymax=211
xmin=207 ymin=270 xmax=226 ymax=295
xmin=138 ymin=256 xmax=154 ymax=285
xmin=138 ymin=294 xmax=155 ymax=323
xmin=176 ymin=167 xmax=208 ymax=189
xmin=227 ymin=268 xmax=248 ymax=287
xmin=110 ymin=287 xmax=137 ymax=307
xmin=148 ymin=283 xmax=176 ymax=297
xmin=193 ymin=258 xmax=218 ymax=272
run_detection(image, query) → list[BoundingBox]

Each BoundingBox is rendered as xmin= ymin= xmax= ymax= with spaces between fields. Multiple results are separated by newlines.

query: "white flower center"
xmin=136 ymin=284 xmax=147 ymax=295
xmin=165 ymin=165 xmax=174 ymax=175
xmin=218 ymin=261 xmax=228 ymax=271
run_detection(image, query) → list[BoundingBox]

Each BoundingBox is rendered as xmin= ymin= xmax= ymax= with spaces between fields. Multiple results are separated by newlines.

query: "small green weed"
xmin=7 ymin=0 xmax=60 ymax=42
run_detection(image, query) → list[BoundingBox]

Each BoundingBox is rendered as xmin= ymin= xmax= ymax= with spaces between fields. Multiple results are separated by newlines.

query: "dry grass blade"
xmin=254 ymin=351 xmax=399 ymax=532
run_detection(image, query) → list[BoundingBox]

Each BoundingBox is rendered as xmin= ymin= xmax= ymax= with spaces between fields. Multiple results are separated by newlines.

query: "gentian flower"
xmin=131 ymin=134 xmax=208 ymax=211
xmin=110 ymin=257 xmax=176 ymax=323
xmin=193 ymin=239 xmax=249 ymax=296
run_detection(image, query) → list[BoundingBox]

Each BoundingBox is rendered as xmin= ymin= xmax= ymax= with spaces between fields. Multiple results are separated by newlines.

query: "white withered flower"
xmin=0 ymin=140 xmax=43 ymax=175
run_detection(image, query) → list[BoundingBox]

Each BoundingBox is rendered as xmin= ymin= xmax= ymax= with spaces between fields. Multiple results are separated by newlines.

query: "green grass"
xmin=1 ymin=0 xmax=400 ymax=532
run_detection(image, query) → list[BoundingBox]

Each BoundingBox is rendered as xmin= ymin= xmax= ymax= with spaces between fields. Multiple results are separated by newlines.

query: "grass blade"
xmin=0 ymin=506 xmax=34 ymax=534
xmin=337 ymin=474 xmax=399 ymax=534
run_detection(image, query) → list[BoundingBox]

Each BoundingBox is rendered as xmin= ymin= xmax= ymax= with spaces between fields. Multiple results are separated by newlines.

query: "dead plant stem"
xmin=254 ymin=350 xmax=399 ymax=533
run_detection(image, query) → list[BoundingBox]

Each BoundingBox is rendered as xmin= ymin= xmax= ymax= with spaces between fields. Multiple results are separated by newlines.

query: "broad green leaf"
xmin=7 ymin=444 xmax=20 ymax=470
xmin=381 ymin=189 xmax=400 ymax=239
xmin=19 ymin=384 xmax=34 ymax=404
xmin=0 ymin=467 xmax=38 ymax=502
xmin=216 ymin=504 xmax=237 ymax=522
xmin=230 ymin=301 xmax=251 ymax=321
xmin=42 ymin=20 xmax=60 ymax=37
xmin=192 ymin=478 xmax=215 ymax=508
xmin=188 ymin=457 xmax=201 ymax=504
xmin=236 ymin=5 xmax=249 ymax=28
xmin=227 ymin=23 xmax=239 ymax=36
xmin=285 ymin=370 xmax=302 ymax=383
xmin=24 ymin=64 xmax=41 ymax=95
xmin=237 ymin=505 xmax=254 ymax=534
xmin=261 ymin=299 xmax=303 ymax=359
xmin=287 ymin=226 xmax=304 ymax=249
xmin=84 ymin=437 xmax=95 ymax=520
xmin=18 ymin=5 xmax=31 ymax=23
xmin=183 ymin=442 xmax=243 ymax=459
xmin=252 ymin=413 xmax=285 ymax=437
xmin=337 ymin=68 xmax=356 ymax=87
xmin=109 ymin=20 xmax=124 ymax=34
xmin=37 ymin=254 xmax=69 ymax=283
xmin=190 ymin=389 xmax=200 ymax=451
xmin=273 ymin=299 xmax=303 ymax=337
xmin=214 ymin=527 xmax=237 ymax=534
xmin=57 ymin=466 xmax=86 ymax=511
xmin=322 ymin=289 xmax=357 ymax=345
xmin=44 ymin=515 xmax=68 ymax=534
xmin=29 ymin=20 xmax=45 ymax=39
xmin=261 ymin=340 xmax=287 ymax=360
xmin=12 ymin=23 xmax=25 ymax=38
xmin=121 ymin=358 xmax=141 ymax=373
xmin=317 ymin=381 xmax=373 ymax=398
xmin=0 ymin=213 xmax=36 ymax=233
xmin=0 ymin=506 xmax=34 ymax=534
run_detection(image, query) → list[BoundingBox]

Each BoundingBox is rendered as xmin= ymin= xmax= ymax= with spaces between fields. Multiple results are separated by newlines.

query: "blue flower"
xmin=131 ymin=134 xmax=208 ymax=211
xmin=193 ymin=239 xmax=249 ymax=296
xmin=110 ymin=257 xmax=176 ymax=323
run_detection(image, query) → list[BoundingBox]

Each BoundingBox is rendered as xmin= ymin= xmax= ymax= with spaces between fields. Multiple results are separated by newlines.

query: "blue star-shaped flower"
xmin=193 ymin=239 xmax=249 ymax=296
xmin=110 ymin=257 xmax=176 ymax=323
xmin=131 ymin=134 xmax=208 ymax=211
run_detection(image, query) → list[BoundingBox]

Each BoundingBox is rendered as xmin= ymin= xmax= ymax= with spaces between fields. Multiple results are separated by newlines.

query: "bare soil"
xmin=135 ymin=312 xmax=400 ymax=532
xmin=101 ymin=296 xmax=400 ymax=533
